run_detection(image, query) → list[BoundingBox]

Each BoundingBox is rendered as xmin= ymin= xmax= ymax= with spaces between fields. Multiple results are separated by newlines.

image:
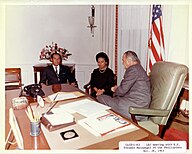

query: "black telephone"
xmin=24 ymin=84 xmax=45 ymax=98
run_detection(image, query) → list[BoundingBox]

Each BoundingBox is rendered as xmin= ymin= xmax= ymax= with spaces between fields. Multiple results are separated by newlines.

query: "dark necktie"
xmin=55 ymin=66 xmax=60 ymax=81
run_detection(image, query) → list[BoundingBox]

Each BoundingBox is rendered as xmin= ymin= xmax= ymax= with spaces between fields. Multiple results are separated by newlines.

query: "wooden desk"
xmin=33 ymin=63 xmax=75 ymax=84
xmin=181 ymin=73 xmax=189 ymax=101
xmin=5 ymin=84 xmax=163 ymax=150
xmin=179 ymin=73 xmax=189 ymax=117
xmin=173 ymin=73 xmax=189 ymax=124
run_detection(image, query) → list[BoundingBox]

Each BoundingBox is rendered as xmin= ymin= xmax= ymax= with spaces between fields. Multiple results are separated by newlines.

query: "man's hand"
xmin=70 ymin=82 xmax=76 ymax=87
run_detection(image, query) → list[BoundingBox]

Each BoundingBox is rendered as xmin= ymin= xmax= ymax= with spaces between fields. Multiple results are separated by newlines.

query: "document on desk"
xmin=59 ymin=98 xmax=111 ymax=117
xmin=46 ymin=91 xmax=85 ymax=102
xmin=78 ymin=111 xmax=132 ymax=136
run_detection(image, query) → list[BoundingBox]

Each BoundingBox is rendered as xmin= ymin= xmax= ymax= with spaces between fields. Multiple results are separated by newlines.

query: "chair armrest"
xmin=129 ymin=107 xmax=169 ymax=117
xmin=83 ymin=82 xmax=92 ymax=94
xmin=83 ymin=82 xmax=91 ymax=89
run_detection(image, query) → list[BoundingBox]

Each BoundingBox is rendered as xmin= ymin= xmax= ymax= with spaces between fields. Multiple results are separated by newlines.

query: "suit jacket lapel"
xmin=51 ymin=65 xmax=58 ymax=77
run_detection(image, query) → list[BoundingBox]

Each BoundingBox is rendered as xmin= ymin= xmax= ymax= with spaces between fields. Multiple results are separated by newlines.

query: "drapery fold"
xmin=117 ymin=5 xmax=150 ymax=83
xmin=100 ymin=5 xmax=116 ymax=71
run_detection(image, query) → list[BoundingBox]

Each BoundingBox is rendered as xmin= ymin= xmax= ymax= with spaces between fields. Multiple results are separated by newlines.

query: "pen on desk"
xmin=47 ymin=93 xmax=58 ymax=107
xmin=45 ymin=93 xmax=58 ymax=114
xmin=53 ymin=93 xmax=59 ymax=102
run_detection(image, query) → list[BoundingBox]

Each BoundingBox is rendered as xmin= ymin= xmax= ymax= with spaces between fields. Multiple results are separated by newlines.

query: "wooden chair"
xmin=5 ymin=68 xmax=22 ymax=90
xmin=83 ymin=73 xmax=93 ymax=94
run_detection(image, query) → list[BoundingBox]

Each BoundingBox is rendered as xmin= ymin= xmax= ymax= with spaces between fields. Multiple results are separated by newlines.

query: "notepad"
xmin=43 ymin=111 xmax=74 ymax=126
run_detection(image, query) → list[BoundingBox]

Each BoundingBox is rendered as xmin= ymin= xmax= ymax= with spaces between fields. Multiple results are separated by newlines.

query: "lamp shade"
xmin=88 ymin=16 xmax=94 ymax=26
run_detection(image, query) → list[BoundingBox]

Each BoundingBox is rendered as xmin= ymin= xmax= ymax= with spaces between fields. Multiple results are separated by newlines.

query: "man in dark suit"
xmin=97 ymin=50 xmax=151 ymax=121
xmin=40 ymin=52 xmax=77 ymax=86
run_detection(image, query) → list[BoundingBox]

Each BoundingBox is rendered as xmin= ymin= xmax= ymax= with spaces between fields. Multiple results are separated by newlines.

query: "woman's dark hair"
xmin=50 ymin=52 xmax=62 ymax=63
xmin=96 ymin=52 xmax=109 ymax=66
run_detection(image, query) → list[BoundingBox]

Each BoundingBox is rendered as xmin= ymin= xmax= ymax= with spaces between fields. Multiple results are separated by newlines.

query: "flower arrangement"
xmin=39 ymin=42 xmax=72 ymax=60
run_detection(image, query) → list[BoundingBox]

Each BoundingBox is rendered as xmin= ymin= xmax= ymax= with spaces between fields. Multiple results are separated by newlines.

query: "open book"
xmin=78 ymin=112 xmax=130 ymax=136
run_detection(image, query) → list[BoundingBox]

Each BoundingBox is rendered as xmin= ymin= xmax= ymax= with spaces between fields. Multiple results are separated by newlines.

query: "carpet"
xmin=163 ymin=127 xmax=189 ymax=149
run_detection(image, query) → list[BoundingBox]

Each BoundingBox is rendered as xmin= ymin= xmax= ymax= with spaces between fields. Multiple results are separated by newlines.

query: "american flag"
xmin=147 ymin=5 xmax=165 ymax=73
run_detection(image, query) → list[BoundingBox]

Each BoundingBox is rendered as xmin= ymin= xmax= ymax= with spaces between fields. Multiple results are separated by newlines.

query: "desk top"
xmin=5 ymin=84 xmax=162 ymax=150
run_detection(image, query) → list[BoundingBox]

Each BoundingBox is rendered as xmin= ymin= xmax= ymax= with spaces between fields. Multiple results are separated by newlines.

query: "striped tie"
xmin=55 ymin=66 xmax=58 ymax=75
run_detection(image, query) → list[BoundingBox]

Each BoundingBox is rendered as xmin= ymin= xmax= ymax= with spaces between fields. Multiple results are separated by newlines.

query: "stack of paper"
xmin=59 ymin=99 xmax=111 ymax=117
xmin=44 ymin=111 xmax=74 ymax=126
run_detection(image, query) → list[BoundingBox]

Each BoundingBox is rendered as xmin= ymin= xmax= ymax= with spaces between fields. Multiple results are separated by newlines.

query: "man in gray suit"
xmin=97 ymin=51 xmax=151 ymax=121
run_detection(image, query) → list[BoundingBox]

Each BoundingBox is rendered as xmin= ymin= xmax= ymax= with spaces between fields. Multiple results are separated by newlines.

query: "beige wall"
xmin=165 ymin=5 xmax=189 ymax=66
xmin=4 ymin=5 xmax=100 ymax=89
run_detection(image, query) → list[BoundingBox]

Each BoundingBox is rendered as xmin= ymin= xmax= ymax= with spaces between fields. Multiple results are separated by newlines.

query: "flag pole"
xmin=146 ymin=5 xmax=152 ymax=74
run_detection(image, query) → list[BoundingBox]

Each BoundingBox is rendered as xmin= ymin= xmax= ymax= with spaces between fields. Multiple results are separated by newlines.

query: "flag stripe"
xmin=147 ymin=5 xmax=165 ymax=73
xmin=159 ymin=17 xmax=165 ymax=48
xmin=152 ymin=23 xmax=160 ymax=45
xmin=151 ymin=41 xmax=161 ymax=61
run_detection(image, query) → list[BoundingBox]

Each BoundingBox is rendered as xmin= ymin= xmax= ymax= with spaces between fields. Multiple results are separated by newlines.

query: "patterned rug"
xmin=163 ymin=127 xmax=189 ymax=149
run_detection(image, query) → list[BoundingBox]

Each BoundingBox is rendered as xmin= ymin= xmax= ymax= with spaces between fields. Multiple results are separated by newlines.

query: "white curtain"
xmin=118 ymin=5 xmax=150 ymax=83
xmin=100 ymin=5 xmax=116 ymax=71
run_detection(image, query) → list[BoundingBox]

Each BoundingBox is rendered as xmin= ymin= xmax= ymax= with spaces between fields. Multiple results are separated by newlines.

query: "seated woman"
xmin=88 ymin=52 xmax=115 ymax=98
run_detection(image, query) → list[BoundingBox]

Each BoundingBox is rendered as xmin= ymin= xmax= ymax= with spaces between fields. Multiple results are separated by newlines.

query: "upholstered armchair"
xmin=129 ymin=61 xmax=188 ymax=138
